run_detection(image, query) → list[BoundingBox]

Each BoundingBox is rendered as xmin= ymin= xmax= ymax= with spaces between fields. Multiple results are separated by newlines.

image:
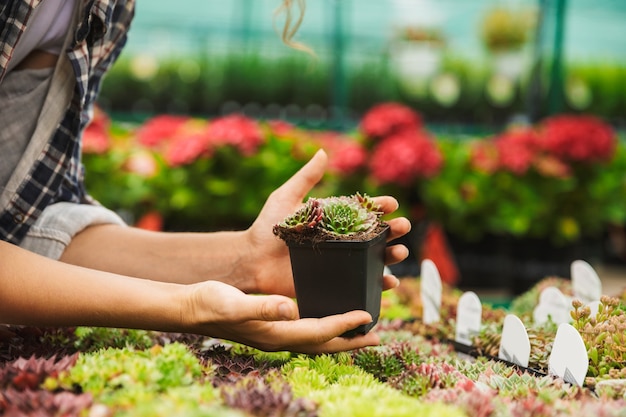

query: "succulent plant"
xmin=0 ymin=354 xmax=78 ymax=391
xmin=220 ymin=371 xmax=319 ymax=417
xmin=352 ymin=342 xmax=423 ymax=382
xmin=273 ymin=193 xmax=385 ymax=242
xmin=0 ymin=388 xmax=93 ymax=417
xmin=571 ymin=296 xmax=626 ymax=383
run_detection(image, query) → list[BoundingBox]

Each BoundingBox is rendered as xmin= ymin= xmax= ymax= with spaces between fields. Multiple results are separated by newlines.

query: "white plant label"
xmin=498 ymin=314 xmax=531 ymax=368
xmin=571 ymin=260 xmax=602 ymax=304
xmin=549 ymin=323 xmax=589 ymax=386
xmin=455 ymin=291 xmax=482 ymax=346
xmin=587 ymin=300 xmax=601 ymax=319
xmin=533 ymin=287 xmax=571 ymax=325
xmin=421 ymin=259 xmax=442 ymax=325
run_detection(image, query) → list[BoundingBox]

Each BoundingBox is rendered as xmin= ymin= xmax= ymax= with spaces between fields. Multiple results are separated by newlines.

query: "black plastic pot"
xmin=286 ymin=225 xmax=390 ymax=337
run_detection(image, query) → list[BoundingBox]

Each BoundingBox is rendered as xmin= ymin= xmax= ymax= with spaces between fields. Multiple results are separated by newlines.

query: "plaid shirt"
xmin=0 ymin=0 xmax=135 ymax=244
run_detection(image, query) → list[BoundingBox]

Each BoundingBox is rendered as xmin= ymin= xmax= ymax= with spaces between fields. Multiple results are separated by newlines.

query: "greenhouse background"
xmin=99 ymin=0 xmax=626 ymax=130
xmin=88 ymin=0 xmax=626 ymax=295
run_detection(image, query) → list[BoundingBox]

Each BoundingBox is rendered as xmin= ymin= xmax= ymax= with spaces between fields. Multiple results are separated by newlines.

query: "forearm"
xmin=59 ymin=224 xmax=256 ymax=291
xmin=0 ymin=240 xmax=186 ymax=330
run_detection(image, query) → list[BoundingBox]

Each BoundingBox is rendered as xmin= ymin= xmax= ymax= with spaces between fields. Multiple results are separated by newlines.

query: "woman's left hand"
xmin=243 ymin=149 xmax=411 ymax=297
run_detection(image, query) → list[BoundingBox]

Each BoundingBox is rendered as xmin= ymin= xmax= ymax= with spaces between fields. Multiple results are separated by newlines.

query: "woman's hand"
xmin=183 ymin=280 xmax=381 ymax=353
xmin=243 ymin=149 xmax=412 ymax=297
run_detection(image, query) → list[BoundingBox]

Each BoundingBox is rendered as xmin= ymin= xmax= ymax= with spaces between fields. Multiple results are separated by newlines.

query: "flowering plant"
xmin=420 ymin=114 xmax=626 ymax=244
xmin=83 ymin=104 xmax=625 ymax=247
xmin=82 ymin=111 xmax=319 ymax=231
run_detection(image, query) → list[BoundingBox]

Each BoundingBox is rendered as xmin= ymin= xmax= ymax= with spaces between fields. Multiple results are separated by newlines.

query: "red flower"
xmin=539 ymin=114 xmax=616 ymax=162
xmin=267 ymin=119 xmax=296 ymax=136
xmin=369 ymin=130 xmax=442 ymax=185
xmin=360 ymin=102 xmax=422 ymax=140
xmin=317 ymin=132 xmax=368 ymax=176
xmin=82 ymin=106 xmax=110 ymax=154
xmin=165 ymin=133 xmax=211 ymax=167
xmin=205 ymin=114 xmax=265 ymax=156
xmin=495 ymin=127 xmax=541 ymax=175
xmin=137 ymin=115 xmax=191 ymax=148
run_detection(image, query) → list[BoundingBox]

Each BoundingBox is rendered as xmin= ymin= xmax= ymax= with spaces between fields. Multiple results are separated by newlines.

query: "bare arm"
xmin=0 ymin=239 xmax=383 ymax=353
xmin=0 ymin=239 xmax=184 ymax=330
xmin=60 ymin=150 xmax=411 ymax=296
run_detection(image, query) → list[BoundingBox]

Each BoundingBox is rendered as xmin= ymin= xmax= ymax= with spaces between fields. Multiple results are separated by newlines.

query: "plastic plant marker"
xmin=571 ymin=260 xmax=602 ymax=304
xmin=533 ymin=286 xmax=571 ymax=325
xmin=548 ymin=323 xmax=589 ymax=386
xmin=455 ymin=291 xmax=482 ymax=346
xmin=421 ymin=259 xmax=442 ymax=325
xmin=587 ymin=300 xmax=601 ymax=319
xmin=498 ymin=314 xmax=531 ymax=368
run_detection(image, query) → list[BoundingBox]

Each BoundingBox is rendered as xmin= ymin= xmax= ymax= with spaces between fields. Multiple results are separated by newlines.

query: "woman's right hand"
xmin=181 ymin=280 xmax=381 ymax=354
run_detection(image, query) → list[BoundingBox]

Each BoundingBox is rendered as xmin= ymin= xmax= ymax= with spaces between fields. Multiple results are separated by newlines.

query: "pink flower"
xmin=205 ymin=114 xmax=265 ymax=156
xmin=360 ymin=102 xmax=422 ymax=140
xmin=539 ymin=114 xmax=616 ymax=162
xmin=317 ymin=132 xmax=368 ymax=176
xmin=83 ymin=106 xmax=110 ymax=154
xmin=369 ymin=130 xmax=442 ymax=185
xmin=137 ymin=115 xmax=191 ymax=148
xmin=124 ymin=150 xmax=158 ymax=177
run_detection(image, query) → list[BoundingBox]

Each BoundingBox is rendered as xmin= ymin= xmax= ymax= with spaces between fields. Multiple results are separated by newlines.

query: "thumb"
xmin=275 ymin=149 xmax=328 ymax=202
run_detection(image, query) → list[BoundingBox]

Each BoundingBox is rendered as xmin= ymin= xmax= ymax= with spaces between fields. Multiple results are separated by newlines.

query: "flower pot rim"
xmin=285 ymin=223 xmax=390 ymax=250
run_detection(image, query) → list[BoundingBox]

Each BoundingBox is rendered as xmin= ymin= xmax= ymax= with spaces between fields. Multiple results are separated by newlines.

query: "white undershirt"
xmin=7 ymin=0 xmax=76 ymax=73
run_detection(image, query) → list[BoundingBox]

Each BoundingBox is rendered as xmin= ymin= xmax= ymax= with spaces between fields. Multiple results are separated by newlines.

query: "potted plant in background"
xmin=479 ymin=5 xmax=536 ymax=81
xmin=273 ymin=193 xmax=390 ymax=337
xmin=390 ymin=25 xmax=447 ymax=89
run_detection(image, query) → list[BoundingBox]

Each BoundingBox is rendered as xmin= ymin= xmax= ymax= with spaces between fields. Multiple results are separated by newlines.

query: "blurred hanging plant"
xmin=479 ymin=6 xmax=536 ymax=53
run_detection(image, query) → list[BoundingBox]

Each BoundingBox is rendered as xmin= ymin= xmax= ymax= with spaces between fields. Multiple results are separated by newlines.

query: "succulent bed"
xmin=3 ymin=275 xmax=626 ymax=417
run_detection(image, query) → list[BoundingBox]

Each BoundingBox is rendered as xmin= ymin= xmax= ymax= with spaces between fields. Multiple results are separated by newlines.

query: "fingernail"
xmin=388 ymin=274 xmax=400 ymax=288
xmin=279 ymin=303 xmax=294 ymax=320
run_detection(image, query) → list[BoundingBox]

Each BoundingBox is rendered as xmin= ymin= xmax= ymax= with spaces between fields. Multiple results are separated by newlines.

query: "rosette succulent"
xmin=273 ymin=192 xmax=385 ymax=243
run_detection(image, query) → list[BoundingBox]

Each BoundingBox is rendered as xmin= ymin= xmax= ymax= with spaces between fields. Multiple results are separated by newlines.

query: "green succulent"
xmin=320 ymin=195 xmax=380 ymax=235
xmin=273 ymin=192 xmax=384 ymax=240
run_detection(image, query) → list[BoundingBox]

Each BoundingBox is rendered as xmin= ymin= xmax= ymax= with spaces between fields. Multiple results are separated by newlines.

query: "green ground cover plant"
xmin=3 ymin=275 xmax=626 ymax=416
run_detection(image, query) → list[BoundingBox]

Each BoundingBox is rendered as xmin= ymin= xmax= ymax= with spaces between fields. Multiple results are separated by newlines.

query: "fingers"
xmin=275 ymin=310 xmax=380 ymax=354
xmin=301 ymin=331 xmax=381 ymax=354
xmin=241 ymin=294 xmax=300 ymax=322
xmin=382 ymin=274 xmax=400 ymax=290
xmin=272 ymin=149 xmax=328 ymax=203
xmin=385 ymin=244 xmax=409 ymax=266
xmin=371 ymin=196 xmax=399 ymax=214
xmin=385 ymin=217 xmax=411 ymax=242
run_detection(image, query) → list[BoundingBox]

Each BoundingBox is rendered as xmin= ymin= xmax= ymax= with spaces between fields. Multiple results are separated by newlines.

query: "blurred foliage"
xmin=99 ymin=53 xmax=626 ymax=129
xmin=83 ymin=104 xmax=626 ymax=248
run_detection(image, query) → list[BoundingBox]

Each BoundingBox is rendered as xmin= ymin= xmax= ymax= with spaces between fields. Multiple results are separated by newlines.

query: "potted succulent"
xmin=273 ymin=193 xmax=390 ymax=337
